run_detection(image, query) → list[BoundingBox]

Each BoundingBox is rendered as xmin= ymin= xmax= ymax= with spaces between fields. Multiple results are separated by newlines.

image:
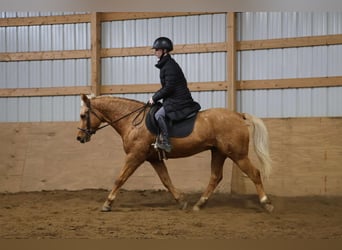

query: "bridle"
xmin=77 ymin=103 xmax=102 ymax=136
xmin=78 ymin=100 xmax=149 ymax=136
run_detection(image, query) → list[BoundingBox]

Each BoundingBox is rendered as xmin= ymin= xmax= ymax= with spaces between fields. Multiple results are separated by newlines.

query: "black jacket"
xmin=152 ymin=54 xmax=201 ymax=121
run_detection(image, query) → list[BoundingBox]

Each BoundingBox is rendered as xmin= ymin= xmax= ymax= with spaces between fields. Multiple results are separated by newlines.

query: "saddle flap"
xmin=145 ymin=103 xmax=197 ymax=138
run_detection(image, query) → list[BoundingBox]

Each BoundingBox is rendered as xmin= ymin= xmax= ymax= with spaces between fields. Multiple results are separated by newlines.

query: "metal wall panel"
xmin=328 ymin=45 xmax=342 ymax=76
xmin=0 ymin=19 xmax=91 ymax=53
xmin=0 ymin=98 xmax=6 ymax=120
xmin=238 ymin=86 xmax=342 ymax=118
xmin=328 ymin=87 xmax=342 ymax=116
xmin=0 ymin=95 xmax=83 ymax=122
xmin=237 ymin=12 xmax=342 ymax=118
xmin=213 ymin=14 xmax=226 ymax=42
xmin=0 ymin=12 xmax=89 ymax=18
xmin=18 ymin=62 xmax=29 ymax=88
xmin=1 ymin=12 xmax=341 ymax=122
xmin=238 ymin=46 xmax=342 ymax=81
xmin=0 ymin=12 xmax=90 ymax=122
xmin=0 ymin=59 xmax=89 ymax=88
xmin=0 ymin=14 xmax=91 ymax=89
xmin=0 ymin=26 xmax=5 ymax=51
xmin=102 ymin=52 xmax=225 ymax=84
xmin=237 ymin=44 xmax=342 ymax=117
xmin=237 ymin=12 xmax=342 ymax=40
xmin=18 ymin=97 xmax=29 ymax=122
xmin=18 ymin=26 xmax=29 ymax=52
xmin=186 ymin=15 xmax=199 ymax=43
xmin=7 ymin=98 xmax=18 ymax=122
xmin=52 ymin=24 xmax=64 ymax=50
xmin=102 ymin=53 xmax=226 ymax=84
xmin=135 ymin=19 xmax=148 ymax=47
xmin=328 ymin=12 xmax=342 ymax=34
xmin=102 ymin=14 xmax=227 ymax=49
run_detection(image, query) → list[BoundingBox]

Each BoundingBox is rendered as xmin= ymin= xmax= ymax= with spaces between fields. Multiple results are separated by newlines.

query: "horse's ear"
xmin=81 ymin=94 xmax=90 ymax=107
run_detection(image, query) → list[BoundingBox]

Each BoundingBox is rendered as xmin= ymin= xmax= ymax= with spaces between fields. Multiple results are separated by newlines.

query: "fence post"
xmin=90 ymin=12 xmax=101 ymax=96
xmin=227 ymin=12 xmax=246 ymax=194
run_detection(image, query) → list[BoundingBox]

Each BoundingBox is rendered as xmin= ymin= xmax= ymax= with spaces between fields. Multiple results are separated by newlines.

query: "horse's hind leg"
xmin=193 ymin=149 xmax=225 ymax=211
xmin=149 ymin=160 xmax=188 ymax=210
xmin=235 ymin=157 xmax=274 ymax=212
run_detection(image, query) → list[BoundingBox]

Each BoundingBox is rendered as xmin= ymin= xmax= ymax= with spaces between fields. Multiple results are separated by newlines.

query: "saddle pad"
xmin=145 ymin=104 xmax=197 ymax=138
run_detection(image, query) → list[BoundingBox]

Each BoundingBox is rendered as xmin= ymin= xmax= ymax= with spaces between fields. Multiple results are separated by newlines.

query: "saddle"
xmin=145 ymin=102 xmax=198 ymax=138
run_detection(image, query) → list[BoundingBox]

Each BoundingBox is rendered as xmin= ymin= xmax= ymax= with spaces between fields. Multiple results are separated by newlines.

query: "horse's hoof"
xmin=101 ymin=206 xmax=112 ymax=212
xmin=262 ymin=203 xmax=274 ymax=213
xmin=179 ymin=201 xmax=188 ymax=210
xmin=192 ymin=205 xmax=201 ymax=212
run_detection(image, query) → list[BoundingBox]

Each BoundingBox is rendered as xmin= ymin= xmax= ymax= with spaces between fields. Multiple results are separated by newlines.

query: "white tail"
xmin=244 ymin=113 xmax=272 ymax=178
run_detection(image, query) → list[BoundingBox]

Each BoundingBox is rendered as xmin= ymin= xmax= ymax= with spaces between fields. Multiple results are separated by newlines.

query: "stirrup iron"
xmin=151 ymin=137 xmax=168 ymax=160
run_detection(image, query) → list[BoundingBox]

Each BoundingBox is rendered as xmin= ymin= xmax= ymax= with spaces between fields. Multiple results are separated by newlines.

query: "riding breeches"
xmin=154 ymin=106 xmax=166 ymax=120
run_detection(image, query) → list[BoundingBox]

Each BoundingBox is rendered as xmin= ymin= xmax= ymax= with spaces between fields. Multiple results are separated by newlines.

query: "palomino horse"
xmin=76 ymin=94 xmax=274 ymax=212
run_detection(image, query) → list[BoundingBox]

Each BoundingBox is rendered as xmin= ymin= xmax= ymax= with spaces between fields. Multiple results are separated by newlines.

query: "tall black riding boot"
xmin=156 ymin=117 xmax=172 ymax=153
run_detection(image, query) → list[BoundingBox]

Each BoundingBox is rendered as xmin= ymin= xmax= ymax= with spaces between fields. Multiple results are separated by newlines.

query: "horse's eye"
xmin=80 ymin=114 xmax=86 ymax=119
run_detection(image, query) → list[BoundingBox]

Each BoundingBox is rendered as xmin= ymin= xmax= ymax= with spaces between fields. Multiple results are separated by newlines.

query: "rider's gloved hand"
xmin=149 ymin=97 xmax=154 ymax=105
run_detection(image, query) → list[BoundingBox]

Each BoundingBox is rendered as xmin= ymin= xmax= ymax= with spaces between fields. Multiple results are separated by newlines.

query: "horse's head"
xmin=76 ymin=94 xmax=103 ymax=143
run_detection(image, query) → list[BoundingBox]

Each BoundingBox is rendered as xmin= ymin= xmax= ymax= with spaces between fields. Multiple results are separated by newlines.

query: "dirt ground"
xmin=0 ymin=189 xmax=342 ymax=239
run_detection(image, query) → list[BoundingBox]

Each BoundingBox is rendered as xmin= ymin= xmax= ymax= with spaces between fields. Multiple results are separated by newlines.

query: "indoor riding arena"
xmin=1 ymin=12 xmax=342 ymax=239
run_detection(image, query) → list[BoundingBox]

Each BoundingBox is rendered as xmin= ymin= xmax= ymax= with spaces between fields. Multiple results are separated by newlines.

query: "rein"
xmin=78 ymin=101 xmax=150 ymax=136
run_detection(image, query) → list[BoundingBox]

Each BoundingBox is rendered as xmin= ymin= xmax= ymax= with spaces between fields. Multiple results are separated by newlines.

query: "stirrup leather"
xmin=151 ymin=136 xmax=170 ymax=160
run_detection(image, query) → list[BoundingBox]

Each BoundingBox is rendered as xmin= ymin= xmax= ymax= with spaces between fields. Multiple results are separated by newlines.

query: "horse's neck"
xmin=92 ymin=97 xmax=140 ymax=135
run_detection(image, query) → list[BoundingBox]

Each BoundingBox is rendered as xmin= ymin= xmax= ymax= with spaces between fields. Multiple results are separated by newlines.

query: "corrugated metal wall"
xmin=0 ymin=12 xmax=341 ymax=122
xmin=236 ymin=12 xmax=342 ymax=117
xmin=0 ymin=12 xmax=90 ymax=122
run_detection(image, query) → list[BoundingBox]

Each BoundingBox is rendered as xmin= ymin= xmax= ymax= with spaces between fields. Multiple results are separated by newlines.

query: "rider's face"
xmin=154 ymin=49 xmax=164 ymax=59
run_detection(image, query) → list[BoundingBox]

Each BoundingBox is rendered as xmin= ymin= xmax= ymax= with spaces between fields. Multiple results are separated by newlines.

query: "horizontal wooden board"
xmin=0 ymin=12 xmax=217 ymax=27
xmin=101 ymin=43 xmax=227 ymax=58
xmin=0 ymin=50 xmax=90 ymax=62
xmin=101 ymin=81 xmax=228 ymax=94
xmin=0 ymin=44 xmax=226 ymax=62
xmin=2 ymin=76 xmax=342 ymax=97
xmin=237 ymin=76 xmax=342 ymax=90
xmin=0 ymin=14 xmax=90 ymax=27
xmin=238 ymin=34 xmax=342 ymax=51
xmin=100 ymin=12 xmax=213 ymax=21
xmin=0 ymin=86 xmax=91 ymax=97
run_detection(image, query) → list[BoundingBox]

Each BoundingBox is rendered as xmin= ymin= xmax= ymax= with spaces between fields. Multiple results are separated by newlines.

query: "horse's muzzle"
xmin=77 ymin=136 xmax=85 ymax=143
xmin=77 ymin=128 xmax=94 ymax=143
xmin=76 ymin=136 xmax=83 ymax=143
xmin=77 ymin=135 xmax=89 ymax=143
xmin=76 ymin=132 xmax=91 ymax=143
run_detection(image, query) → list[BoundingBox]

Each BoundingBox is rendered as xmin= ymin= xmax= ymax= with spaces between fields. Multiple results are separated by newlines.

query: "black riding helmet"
xmin=152 ymin=37 xmax=173 ymax=52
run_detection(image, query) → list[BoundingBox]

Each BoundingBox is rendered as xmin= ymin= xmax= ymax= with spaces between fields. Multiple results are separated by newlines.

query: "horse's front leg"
xmin=101 ymin=155 xmax=143 ymax=212
xmin=149 ymin=160 xmax=188 ymax=210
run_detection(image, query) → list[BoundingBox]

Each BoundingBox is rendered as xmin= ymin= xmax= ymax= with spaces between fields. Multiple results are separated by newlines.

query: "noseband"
xmin=78 ymin=104 xmax=103 ymax=136
xmin=78 ymin=101 xmax=149 ymax=136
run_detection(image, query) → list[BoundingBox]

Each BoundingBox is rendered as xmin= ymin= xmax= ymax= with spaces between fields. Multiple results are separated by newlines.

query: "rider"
xmin=149 ymin=37 xmax=201 ymax=153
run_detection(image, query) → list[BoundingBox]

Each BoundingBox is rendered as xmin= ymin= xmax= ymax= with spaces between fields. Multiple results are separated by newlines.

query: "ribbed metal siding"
xmin=1 ymin=12 xmax=341 ymax=122
xmin=0 ymin=12 xmax=90 ymax=122
xmin=237 ymin=12 xmax=342 ymax=40
xmin=237 ymin=12 xmax=342 ymax=118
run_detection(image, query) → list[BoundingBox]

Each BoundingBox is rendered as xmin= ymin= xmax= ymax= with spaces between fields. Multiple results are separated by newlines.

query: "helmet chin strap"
xmin=160 ymin=50 xmax=168 ymax=59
